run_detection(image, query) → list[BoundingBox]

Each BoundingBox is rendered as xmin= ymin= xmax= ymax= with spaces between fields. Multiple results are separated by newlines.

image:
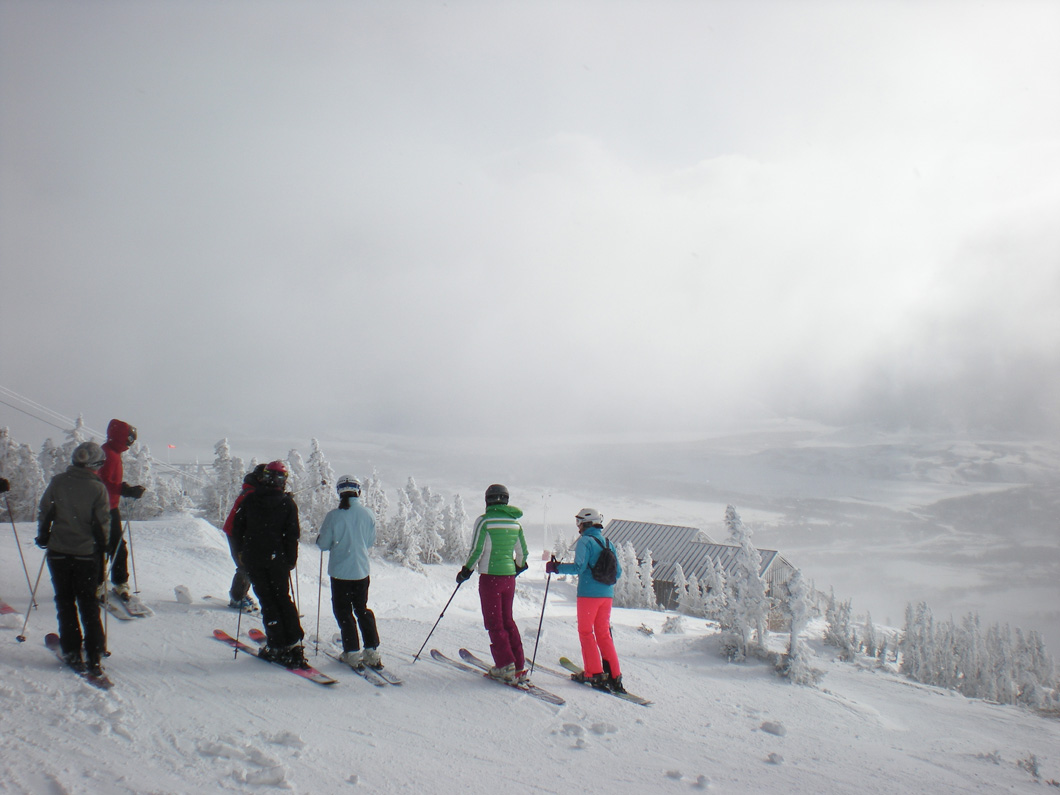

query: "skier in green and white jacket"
xmin=457 ymin=484 xmax=530 ymax=685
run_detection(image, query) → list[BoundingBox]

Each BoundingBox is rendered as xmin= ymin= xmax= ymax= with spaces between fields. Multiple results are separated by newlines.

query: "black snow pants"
xmin=49 ymin=552 xmax=106 ymax=663
xmin=331 ymin=576 xmax=379 ymax=653
xmin=249 ymin=561 xmax=304 ymax=648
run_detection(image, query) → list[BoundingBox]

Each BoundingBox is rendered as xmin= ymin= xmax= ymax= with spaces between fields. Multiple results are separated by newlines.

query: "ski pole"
xmin=15 ymin=554 xmax=48 ymax=642
xmin=123 ymin=501 xmax=140 ymax=595
xmin=413 ymin=580 xmax=464 ymax=663
xmin=234 ymin=595 xmax=244 ymax=660
xmin=291 ymin=479 xmax=328 ymax=496
xmin=5 ymin=495 xmax=38 ymax=608
xmin=314 ymin=548 xmax=324 ymax=657
xmin=100 ymin=555 xmax=115 ymax=657
xmin=530 ymin=563 xmax=554 ymax=674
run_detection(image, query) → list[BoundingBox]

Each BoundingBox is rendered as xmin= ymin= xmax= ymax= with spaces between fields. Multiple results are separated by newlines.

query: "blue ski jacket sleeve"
xmin=556 ymin=526 xmax=622 ymax=598
xmin=315 ymin=498 xmax=376 ymax=581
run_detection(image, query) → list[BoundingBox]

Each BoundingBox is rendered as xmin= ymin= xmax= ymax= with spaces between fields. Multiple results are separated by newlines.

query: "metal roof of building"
xmin=603 ymin=518 xmax=786 ymax=583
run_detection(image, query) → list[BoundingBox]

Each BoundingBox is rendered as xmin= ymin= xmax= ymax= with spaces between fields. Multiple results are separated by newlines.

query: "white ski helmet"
xmin=336 ymin=475 xmax=361 ymax=497
xmin=575 ymin=508 xmax=603 ymax=527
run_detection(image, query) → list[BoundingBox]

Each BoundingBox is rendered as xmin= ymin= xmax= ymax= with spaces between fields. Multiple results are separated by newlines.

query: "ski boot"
xmin=340 ymin=650 xmax=364 ymax=667
xmin=607 ymin=674 xmax=627 ymax=694
xmin=228 ymin=596 xmax=258 ymax=612
xmin=362 ymin=647 xmax=382 ymax=669
xmin=114 ymin=582 xmax=132 ymax=602
xmin=282 ymin=643 xmax=309 ymax=669
xmin=572 ymin=670 xmax=610 ymax=689
xmin=63 ymin=650 xmax=86 ymax=673
xmin=488 ymin=663 xmax=517 ymax=684
xmin=515 ymin=668 xmax=532 ymax=686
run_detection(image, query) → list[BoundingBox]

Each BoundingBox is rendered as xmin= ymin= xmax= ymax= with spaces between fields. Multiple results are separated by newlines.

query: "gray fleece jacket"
xmin=37 ymin=466 xmax=111 ymax=557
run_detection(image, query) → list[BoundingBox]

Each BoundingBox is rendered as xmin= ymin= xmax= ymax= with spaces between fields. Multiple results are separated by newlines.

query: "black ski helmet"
xmin=485 ymin=484 xmax=509 ymax=506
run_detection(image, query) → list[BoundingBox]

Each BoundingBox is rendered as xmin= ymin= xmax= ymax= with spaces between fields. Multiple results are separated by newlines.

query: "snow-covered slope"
xmin=2 ymin=515 xmax=1057 ymax=793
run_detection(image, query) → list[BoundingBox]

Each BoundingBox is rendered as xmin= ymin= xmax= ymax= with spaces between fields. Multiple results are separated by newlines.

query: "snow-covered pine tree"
xmin=438 ymin=493 xmax=470 ymax=563
xmin=957 ymin=613 xmax=985 ymax=698
xmin=299 ymin=439 xmax=336 ymax=540
xmin=58 ymin=415 xmax=90 ymax=470
xmin=550 ymin=531 xmax=576 ymax=568
xmin=778 ymin=568 xmax=816 ymax=684
xmin=724 ymin=504 xmax=742 ymax=542
xmin=416 ymin=483 xmax=445 ymax=565
xmin=199 ymin=439 xmax=245 ymax=529
xmin=823 ymin=589 xmax=856 ymax=661
xmin=121 ymin=444 xmax=160 ymax=518
xmin=724 ymin=506 xmax=770 ymax=657
xmin=671 ymin=562 xmax=690 ymax=614
xmin=612 ymin=541 xmax=641 ymax=607
xmin=636 ymin=548 xmax=657 ymax=609
xmin=687 ymin=574 xmax=709 ymax=618
xmin=37 ymin=437 xmax=67 ymax=482
xmin=361 ymin=468 xmax=390 ymax=544
xmin=0 ymin=430 xmax=46 ymax=520
xmin=286 ymin=449 xmax=307 ymax=497
xmin=701 ymin=554 xmax=728 ymax=622
xmin=389 ymin=484 xmax=424 ymax=571
xmin=861 ymin=612 xmax=879 ymax=659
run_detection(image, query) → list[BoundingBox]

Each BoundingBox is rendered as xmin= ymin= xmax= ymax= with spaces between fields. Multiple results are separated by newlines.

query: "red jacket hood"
xmin=105 ymin=419 xmax=133 ymax=453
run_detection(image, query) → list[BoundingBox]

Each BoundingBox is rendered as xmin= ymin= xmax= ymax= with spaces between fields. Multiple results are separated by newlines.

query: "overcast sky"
xmin=2 ymin=0 xmax=1059 ymax=457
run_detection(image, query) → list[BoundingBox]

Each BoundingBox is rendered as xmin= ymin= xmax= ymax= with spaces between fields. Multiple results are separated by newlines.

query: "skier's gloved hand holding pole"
xmin=456 ymin=566 xmax=473 ymax=584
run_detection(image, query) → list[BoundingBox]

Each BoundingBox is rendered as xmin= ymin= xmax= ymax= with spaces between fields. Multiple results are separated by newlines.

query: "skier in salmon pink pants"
xmin=547 ymin=508 xmax=626 ymax=694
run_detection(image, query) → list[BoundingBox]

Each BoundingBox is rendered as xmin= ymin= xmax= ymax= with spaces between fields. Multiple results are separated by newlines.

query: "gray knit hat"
xmin=72 ymin=441 xmax=105 ymax=468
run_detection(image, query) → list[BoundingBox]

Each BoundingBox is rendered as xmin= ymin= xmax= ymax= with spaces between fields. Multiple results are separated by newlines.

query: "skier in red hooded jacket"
xmin=96 ymin=419 xmax=146 ymax=601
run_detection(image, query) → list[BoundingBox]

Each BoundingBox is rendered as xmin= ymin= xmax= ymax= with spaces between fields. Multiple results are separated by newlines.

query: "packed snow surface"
xmin=1 ymin=515 xmax=1057 ymax=793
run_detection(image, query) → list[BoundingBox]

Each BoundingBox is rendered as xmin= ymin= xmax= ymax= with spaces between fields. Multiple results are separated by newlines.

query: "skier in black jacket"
xmin=232 ymin=460 xmax=306 ymax=667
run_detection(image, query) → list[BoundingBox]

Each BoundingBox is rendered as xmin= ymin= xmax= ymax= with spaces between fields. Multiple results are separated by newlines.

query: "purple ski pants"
xmin=478 ymin=574 xmax=525 ymax=671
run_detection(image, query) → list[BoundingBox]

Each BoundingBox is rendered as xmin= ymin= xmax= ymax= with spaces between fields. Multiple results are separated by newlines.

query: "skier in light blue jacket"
xmin=316 ymin=476 xmax=382 ymax=668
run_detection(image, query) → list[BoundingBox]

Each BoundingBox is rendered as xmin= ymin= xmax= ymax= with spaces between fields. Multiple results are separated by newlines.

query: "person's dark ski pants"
xmin=49 ymin=552 xmax=106 ymax=663
xmin=99 ymin=508 xmax=129 ymax=588
xmin=226 ymin=534 xmax=251 ymax=602
xmin=331 ymin=576 xmax=379 ymax=653
xmin=249 ymin=562 xmax=304 ymax=648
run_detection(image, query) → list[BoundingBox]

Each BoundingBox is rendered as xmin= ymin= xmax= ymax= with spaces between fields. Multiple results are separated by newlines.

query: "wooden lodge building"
xmin=603 ymin=518 xmax=797 ymax=611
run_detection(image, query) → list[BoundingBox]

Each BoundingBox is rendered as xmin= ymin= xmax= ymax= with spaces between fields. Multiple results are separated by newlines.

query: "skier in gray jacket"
xmin=36 ymin=442 xmax=111 ymax=675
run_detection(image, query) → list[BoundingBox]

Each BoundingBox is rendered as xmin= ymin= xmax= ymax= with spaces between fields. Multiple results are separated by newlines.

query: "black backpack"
xmin=589 ymin=536 xmax=618 ymax=585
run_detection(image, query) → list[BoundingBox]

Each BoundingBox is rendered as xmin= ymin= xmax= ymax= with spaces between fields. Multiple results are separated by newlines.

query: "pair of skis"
xmin=323 ymin=650 xmax=403 ymax=687
xmin=248 ymin=628 xmax=402 ymax=686
xmin=558 ymin=657 xmax=653 ymax=706
xmin=212 ymin=629 xmax=403 ymax=687
xmin=431 ymin=649 xmax=651 ymax=707
xmin=103 ymin=588 xmax=153 ymax=620
xmin=430 ymin=649 xmax=566 ymax=705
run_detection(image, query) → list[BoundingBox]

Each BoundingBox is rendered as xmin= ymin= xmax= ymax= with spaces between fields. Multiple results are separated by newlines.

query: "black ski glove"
xmin=121 ymin=483 xmax=146 ymax=499
xmin=515 ymin=561 xmax=528 ymax=576
xmin=35 ymin=533 xmax=49 ymax=549
xmin=456 ymin=566 xmax=473 ymax=584
xmin=0 ymin=477 xmax=9 ymax=494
